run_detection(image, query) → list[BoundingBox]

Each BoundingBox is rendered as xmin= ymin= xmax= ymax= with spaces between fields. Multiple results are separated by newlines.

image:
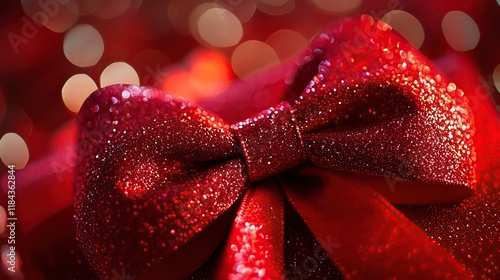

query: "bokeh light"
xmin=256 ymin=0 xmax=295 ymax=16
xmin=168 ymin=1 xmax=198 ymax=35
xmin=442 ymin=11 xmax=480 ymax=52
xmin=62 ymin=74 xmax=98 ymax=113
xmin=100 ymin=62 xmax=140 ymax=87
xmin=64 ymin=24 xmax=104 ymax=67
xmin=221 ymin=0 xmax=256 ymax=23
xmin=381 ymin=10 xmax=425 ymax=49
xmin=194 ymin=6 xmax=243 ymax=47
xmin=161 ymin=50 xmax=231 ymax=101
xmin=7 ymin=107 xmax=33 ymax=138
xmin=311 ymin=0 xmax=362 ymax=14
xmin=1 ymin=245 xmax=22 ymax=275
xmin=0 ymin=205 xmax=5 ymax=235
xmin=92 ymin=0 xmax=133 ymax=19
xmin=190 ymin=51 xmax=232 ymax=87
xmin=21 ymin=0 xmax=79 ymax=33
xmin=266 ymin=29 xmax=308 ymax=60
xmin=161 ymin=71 xmax=192 ymax=100
xmin=0 ymin=133 xmax=29 ymax=169
xmin=231 ymin=40 xmax=280 ymax=78
xmin=77 ymin=0 xmax=100 ymax=15
xmin=493 ymin=64 xmax=500 ymax=93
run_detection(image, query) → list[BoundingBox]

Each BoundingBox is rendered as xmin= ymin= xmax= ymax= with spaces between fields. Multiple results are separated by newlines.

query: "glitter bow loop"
xmin=232 ymin=101 xmax=306 ymax=182
xmin=75 ymin=85 xmax=252 ymax=278
xmin=283 ymin=15 xmax=476 ymax=204
xmin=229 ymin=15 xmax=475 ymax=203
xmin=75 ymin=15 xmax=476 ymax=279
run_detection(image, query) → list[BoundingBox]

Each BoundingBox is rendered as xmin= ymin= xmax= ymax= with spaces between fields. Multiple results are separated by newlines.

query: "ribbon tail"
xmin=281 ymin=167 xmax=471 ymax=279
xmin=215 ymin=180 xmax=284 ymax=279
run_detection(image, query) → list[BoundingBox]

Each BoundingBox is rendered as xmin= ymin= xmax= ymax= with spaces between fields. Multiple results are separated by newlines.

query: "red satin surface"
xmin=281 ymin=168 xmax=468 ymax=279
xmin=215 ymin=181 xmax=284 ymax=279
xmin=70 ymin=15 xmax=496 ymax=279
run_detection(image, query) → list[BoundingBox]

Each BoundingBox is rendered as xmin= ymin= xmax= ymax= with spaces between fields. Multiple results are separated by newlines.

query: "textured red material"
xmin=71 ymin=15 xmax=499 ymax=279
xmin=232 ymin=102 xmax=305 ymax=182
xmin=215 ymin=181 xmax=285 ymax=279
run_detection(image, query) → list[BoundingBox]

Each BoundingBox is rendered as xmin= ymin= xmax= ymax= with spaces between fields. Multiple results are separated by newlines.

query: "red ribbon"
xmin=75 ymin=15 xmax=475 ymax=279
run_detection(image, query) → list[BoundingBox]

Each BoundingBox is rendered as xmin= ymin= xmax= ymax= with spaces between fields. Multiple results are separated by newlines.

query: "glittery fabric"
xmin=283 ymin=200 xmax=343 ymax=279
xmin=292 ymin=15 xmax=475 ymax=204
xmin=280 ymin=168 xmax=468 ymax=279
xmin=233 ymin=102 xmax=304 ymax=182
xmin=215 ymin=181 xmax=284 ymax=279
xmin=75 ymin=85 xmax=249 ymax=278
xmin=75 ymin=15 xmax=482 ymax=279
xmin=395 ymin=55 xmax=500 ymax=279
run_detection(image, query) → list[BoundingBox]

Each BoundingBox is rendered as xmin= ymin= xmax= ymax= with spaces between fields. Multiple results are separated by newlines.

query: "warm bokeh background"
xmin=0 ymin=0 xmax=499 ymax=278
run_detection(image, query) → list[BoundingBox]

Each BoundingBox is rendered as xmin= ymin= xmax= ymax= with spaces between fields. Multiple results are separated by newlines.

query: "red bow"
xmin=75 ymin=16 xmax=475 ymax=279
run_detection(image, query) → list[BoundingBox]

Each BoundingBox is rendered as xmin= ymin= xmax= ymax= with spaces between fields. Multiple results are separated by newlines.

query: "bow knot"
xmin=232 ymin=102 xmax=305 ymax=182
xmin=75 ymin=15 xmax=477 ymax=279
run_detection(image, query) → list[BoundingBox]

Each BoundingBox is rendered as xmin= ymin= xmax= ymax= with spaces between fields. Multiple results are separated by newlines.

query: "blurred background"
xmin=0 ymin=0 xmax=499 ymax=278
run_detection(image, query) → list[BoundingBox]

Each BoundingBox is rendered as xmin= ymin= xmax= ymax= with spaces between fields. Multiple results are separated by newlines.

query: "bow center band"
xmin=232 ymin=102 xmax=306 ymax=182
